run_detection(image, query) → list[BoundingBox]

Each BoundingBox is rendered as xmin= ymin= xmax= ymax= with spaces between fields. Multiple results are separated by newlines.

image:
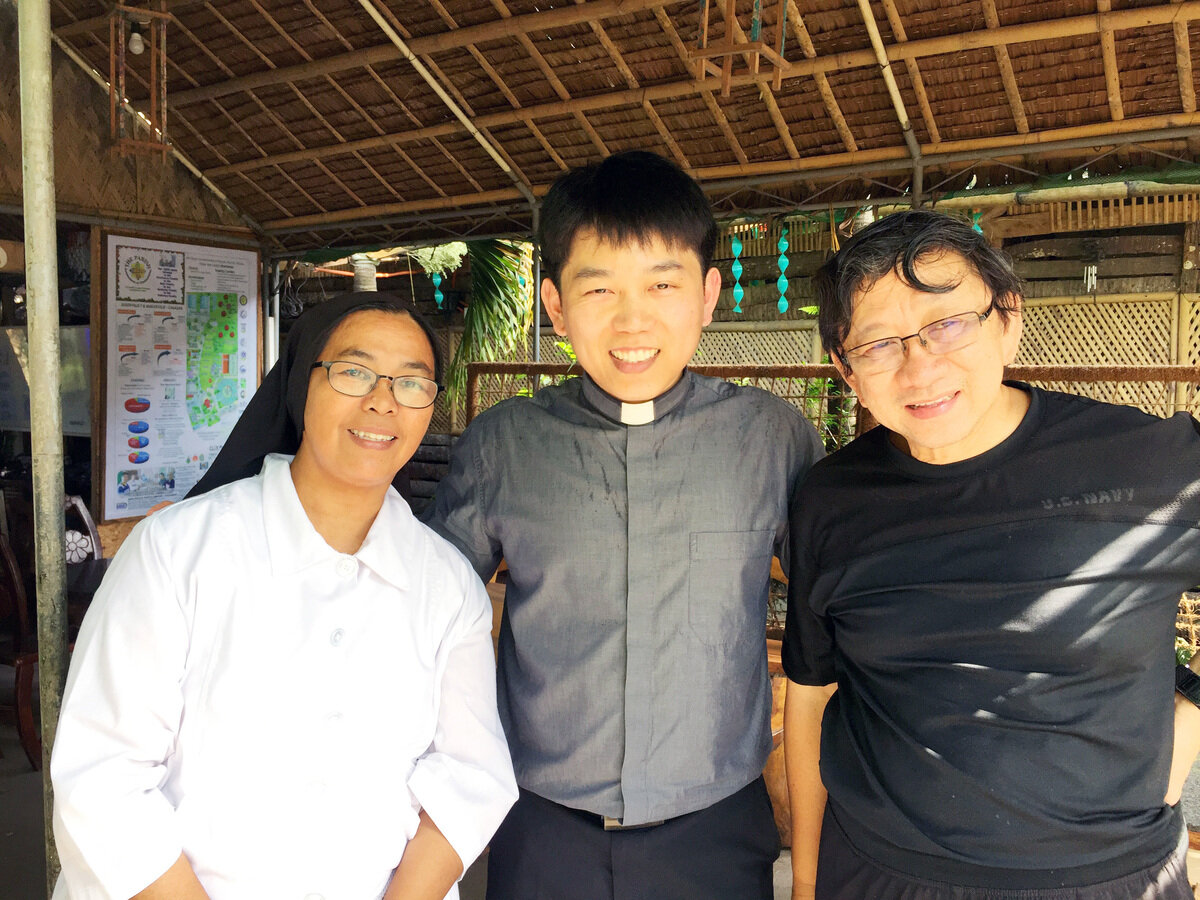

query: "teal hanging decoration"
xmin=432 ymin=272 xmax=444 ymax=309
xmin=750 ymin=0 xmax=762 ymax=41
xmin=776 ymin=226 xmax=790 ymax=314
xmin=731 ymin=234 xmax=744 ymax=314
xmin=971 ymin=210 xmax=983 ymax=234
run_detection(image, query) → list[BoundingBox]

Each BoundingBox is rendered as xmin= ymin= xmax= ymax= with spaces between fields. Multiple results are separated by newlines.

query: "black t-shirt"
xmin=783 ymin=385 xmax=1200 ymax=886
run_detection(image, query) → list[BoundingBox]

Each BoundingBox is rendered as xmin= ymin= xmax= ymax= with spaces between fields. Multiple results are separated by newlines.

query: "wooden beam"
xmin=689 ymin=114 xmax=1200 ymax=180
xmin=263 ymin=188 xmax=528 ymax=231
xmin=166 ymin=0 xmax=670 ymax=108
xmin=578 ymin=3 xmax=692 ymax=169
xmin=701 ymin=91 xmax=750 ymax=165
xmin=1174 ymin=1 xmax=1197 ymax=113
xmin=52 ymin=0 xmax=198 ymax=38
xmin=256 ymin=126 xmax=1200 ymax=235
xmin=785 ymin=0 xmax=858 ymax=151
xmin=877 ymin=0 xmax=939 ymax=143
xmin=204 ymin=60 xmax=1200 ymax=181
xmin=717 ymin=2 xmax=798 ymax=155
xmin=484 ymin=0 xmax=610 ymax=158
xmin=978 ymin=0 xmax=1029 ymax=133
xmin=169 ymin=0 xmax=1200 ymax=148
xmin=653 ymin=8 xmax=746 ymax=164
xmin=761 ymin=87 xmax=801 ymax=159
xmin=1095 ymin=0 xmax=1125 ymax=120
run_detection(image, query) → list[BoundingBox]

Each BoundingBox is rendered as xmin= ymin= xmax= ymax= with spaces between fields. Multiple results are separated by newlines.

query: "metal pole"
xmin=269 ymin=262 xmax=282 ymax=370
xmin=531 ymin=204 xmax=541 ymax=362
xmin=18 ymin=1 xmax=68 ymax=894
xmin=261 ymin=262 xmax=274 ymax=368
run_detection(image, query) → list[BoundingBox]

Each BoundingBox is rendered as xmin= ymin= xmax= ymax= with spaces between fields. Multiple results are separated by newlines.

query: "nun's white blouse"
xmin=51 ymin=454 xmax=516 ymax=900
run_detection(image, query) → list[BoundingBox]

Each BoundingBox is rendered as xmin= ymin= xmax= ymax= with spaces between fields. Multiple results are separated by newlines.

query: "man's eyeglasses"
xmin=312 ymin=361 xmax=441 ymax=409
xmin=841 ymin=306 xmax=995 ymax=375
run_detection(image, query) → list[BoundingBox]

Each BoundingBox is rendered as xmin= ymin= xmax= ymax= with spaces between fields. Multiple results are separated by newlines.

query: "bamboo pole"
xmin=531 ymin=204 xmax=541 ymax=364
xmin=165 ymin=0 xmax=671 ymax=108
xmin=170 ymin=0 xmax=1200 ymax=113
xmin=1096 ymin=0 xmax=1125 ymax=120
xmin=931 ymin=180 xmax=1200 ymax=209
xmin=18 ymin=2 xmax=68 ymax=894
xmin=355 ymin=0 xmax=535 ymax=206
xmin=210 ymin=100 xmax=1200 ymax=181
xmin=1177 ymin=293 xmax=1190 ymax=412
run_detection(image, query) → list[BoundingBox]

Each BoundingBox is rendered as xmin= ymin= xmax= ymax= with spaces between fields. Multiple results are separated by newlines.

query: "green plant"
xmin=443 ymin=240 xmax=534 ymax=405
xmin=1178 ymin=637 xmax=1194 ymax=667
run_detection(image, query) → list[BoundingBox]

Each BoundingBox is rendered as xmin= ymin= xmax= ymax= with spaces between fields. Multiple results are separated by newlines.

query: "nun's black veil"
xmin=186 ymin=292 xmax=442 ymax=500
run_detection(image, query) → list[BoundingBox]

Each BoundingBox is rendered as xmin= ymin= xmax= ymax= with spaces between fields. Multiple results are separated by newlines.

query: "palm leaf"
xmin=444 ymin=239 xmax=533 ymax=404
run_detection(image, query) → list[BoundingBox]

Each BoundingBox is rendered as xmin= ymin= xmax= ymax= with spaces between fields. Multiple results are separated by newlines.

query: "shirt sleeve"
xmin=781 ymin=478 xmax=837 ymax=686
xmin=775 ymin=413 xmax=827 ymax=571
xmin=421 ymin=419 xmax=504 ymax=582
xmin=406 ymin=568 xmax=517 ymax=873
xmin=51 ymin=517 xmax=191 ymax=899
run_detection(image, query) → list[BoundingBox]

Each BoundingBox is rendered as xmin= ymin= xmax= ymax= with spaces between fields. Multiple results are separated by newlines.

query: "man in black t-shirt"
xmin=783 ymin=210 xmax=1200 ymax=900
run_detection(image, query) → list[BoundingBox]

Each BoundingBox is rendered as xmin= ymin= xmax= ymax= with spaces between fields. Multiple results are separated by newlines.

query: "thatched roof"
xmin=47 ymin=0 xmax=1200 ymax=254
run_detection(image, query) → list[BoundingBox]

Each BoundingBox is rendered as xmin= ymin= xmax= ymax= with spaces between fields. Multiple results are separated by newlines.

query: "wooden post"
xmin=18 ymin=2 xmax=69 ymax=894
xmin=1178 ymin=224 xmax=1200 ymax=412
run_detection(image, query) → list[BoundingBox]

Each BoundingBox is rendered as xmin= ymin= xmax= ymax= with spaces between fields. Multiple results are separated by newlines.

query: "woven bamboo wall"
xmin=693 ymin=326 xmax=820 ymax=367
xmin=1184 ymin=296 xmax=1200 ymax=413
xmin=1012 ymin=296 xmax=1192 ymax=415
xmin=1005 ymin=227 xmax=1198 ymax=416
xmin=0 ymin=10 xmax=246 ymax=232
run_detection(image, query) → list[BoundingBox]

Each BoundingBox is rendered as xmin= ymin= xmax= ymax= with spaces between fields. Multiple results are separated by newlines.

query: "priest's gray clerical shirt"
xmin=424 ymin=371 xmax=823 ymax=825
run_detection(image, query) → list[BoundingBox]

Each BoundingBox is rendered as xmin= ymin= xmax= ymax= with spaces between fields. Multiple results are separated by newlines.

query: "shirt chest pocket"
xmin=688 ymin=529 xmax=774 ymax=647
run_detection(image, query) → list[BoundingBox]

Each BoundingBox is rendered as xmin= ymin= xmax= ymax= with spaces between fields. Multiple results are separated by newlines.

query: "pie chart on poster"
xmin=128 ymin=436 xmax=149 ymax=448
xmin=128 ymin=421 xmax=149 ymax=434
xmin=128 ymin=451 xmax=150 ymax=464
xmin=125 ymin=397 xmax=151 ymax=413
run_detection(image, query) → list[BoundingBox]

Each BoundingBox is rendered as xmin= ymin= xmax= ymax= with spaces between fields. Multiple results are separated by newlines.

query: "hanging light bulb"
xmin=128 ymin=22 xmax=145 ymax=55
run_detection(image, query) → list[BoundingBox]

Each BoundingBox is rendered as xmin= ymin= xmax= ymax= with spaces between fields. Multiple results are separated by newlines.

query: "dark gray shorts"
xmin=816 ymin=806 xmax=1191 ymax=900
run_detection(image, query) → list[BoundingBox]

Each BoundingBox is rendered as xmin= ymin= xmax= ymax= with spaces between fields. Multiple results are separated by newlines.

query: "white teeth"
xmin=611 ymin=348 xmax=658 ymax=363
xmin=350 ymin=429 xmax=395 ymax=441
xmin=909 ymin=394 xmax=952 ymax=408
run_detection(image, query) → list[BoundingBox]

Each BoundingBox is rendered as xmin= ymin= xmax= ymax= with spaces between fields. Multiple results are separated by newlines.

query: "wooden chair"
xmin=0 ymin=532 xmax=40 ymax=769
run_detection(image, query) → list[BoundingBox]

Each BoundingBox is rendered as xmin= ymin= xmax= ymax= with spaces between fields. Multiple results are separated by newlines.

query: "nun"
xmin=51 ymin=293 xmax=516 ymax=900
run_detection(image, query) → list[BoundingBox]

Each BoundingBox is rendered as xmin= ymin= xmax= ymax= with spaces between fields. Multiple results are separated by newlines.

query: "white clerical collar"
xmin=580 ymin=371 xmax=691 ymax=426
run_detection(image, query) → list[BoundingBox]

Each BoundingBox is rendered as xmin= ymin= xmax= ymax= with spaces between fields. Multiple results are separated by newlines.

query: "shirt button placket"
xmin=329 ymin=555 xmax=355 ymax=649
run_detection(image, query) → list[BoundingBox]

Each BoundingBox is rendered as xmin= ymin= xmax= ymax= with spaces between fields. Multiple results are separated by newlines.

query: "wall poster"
xmin=102 ymin=234 xmax=259 ymax=520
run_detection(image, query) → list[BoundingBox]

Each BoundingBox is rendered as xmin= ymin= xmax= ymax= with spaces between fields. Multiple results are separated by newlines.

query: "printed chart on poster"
xmin=103 ymin=235 xmax=258 ymax=519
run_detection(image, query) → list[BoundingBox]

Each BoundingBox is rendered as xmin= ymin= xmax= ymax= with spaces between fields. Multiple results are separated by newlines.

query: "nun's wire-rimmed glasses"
xmin=312 ymin=360 xmax=441 ymax=409
xmin=841 ymin=305 xmax=995 ymax=375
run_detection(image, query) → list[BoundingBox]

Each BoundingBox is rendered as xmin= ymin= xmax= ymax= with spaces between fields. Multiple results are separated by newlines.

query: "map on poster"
xmin=0 ymin=326 xmax=91 ymax=436
xmin=104 ymin=235 xmax=258 ymax=520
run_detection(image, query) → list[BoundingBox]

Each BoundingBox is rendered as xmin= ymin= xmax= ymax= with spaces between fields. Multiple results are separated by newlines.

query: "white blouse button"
xmin=304 ymin=893 xmax=325 ymax=900
xmin=335 ymin=557 xmax=356 ymax=578
xmin=329 ymin=628 xmax=345 ymax=647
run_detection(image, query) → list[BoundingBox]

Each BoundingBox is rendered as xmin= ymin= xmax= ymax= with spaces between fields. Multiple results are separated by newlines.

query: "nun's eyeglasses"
xmin=312 ymin=360 xmax=441 ymax=409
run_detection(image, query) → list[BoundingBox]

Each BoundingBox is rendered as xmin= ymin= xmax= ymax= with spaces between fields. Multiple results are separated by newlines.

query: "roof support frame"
xmin=196 ymin=1 xmax=1200 ymax=181
xmin=356 ymin=0 xmax=536 ymax=205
